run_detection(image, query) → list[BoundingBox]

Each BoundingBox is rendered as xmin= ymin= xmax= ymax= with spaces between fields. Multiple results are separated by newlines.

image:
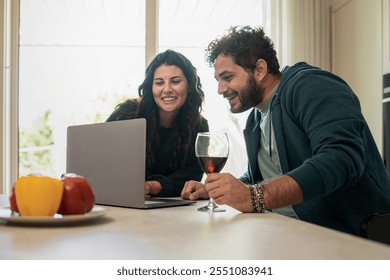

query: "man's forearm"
xmin=261 ymin=175 xmax=304 ymax=209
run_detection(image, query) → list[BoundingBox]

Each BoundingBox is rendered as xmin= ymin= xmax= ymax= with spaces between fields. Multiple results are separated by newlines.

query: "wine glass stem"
xmin=207 ymin=197 xmax=217 ymax=209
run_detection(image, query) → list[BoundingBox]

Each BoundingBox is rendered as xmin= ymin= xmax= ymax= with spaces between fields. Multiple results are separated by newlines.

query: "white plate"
xmin=0 ymin=206 xmax=108 ymax=226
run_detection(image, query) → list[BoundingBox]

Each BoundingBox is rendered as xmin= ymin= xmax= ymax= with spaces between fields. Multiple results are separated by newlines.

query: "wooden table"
xmin=1 ymin=194 xmax=389 ymax=260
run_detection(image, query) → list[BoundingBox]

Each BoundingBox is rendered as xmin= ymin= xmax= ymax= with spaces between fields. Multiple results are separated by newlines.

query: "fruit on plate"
xmin=12 ymin=174 xmax=64 ymax=216
xmin=9 ymin=173 xmax=95 ymax=216
xmin=57 ymin=173 xmax=95 ymax=215
xmin=9 ymin=185 xmax=19 ymax=213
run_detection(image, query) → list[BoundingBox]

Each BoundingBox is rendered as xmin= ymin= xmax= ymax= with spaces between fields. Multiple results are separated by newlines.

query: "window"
xmin=2 ymin=0 xmax=271 ymax=193
xmin=18 ymin=0 xmax=145 ymax=177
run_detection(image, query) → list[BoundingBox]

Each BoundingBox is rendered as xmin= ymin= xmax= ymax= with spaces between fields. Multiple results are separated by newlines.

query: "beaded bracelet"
xmin=250 ymin=185 xmax=261 ymax=213
xmin=254 ymin=183 xmax=265 ymax=213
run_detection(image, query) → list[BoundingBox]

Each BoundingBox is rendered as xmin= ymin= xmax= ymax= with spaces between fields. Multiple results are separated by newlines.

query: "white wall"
xmin=331 ymin=0 xmax=383 ymax=152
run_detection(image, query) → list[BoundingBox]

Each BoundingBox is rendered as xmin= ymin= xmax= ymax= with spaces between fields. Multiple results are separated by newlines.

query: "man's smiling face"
xmin=214 ymin=55 xmax=264 ymax=113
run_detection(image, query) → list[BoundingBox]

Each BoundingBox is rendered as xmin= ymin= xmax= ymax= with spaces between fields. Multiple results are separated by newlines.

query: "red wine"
xmin=198 ymin=156 xmax=228 ymax=174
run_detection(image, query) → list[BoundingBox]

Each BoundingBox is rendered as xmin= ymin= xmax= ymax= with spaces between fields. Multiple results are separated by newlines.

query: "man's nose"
xmin=217 ymin=81 xmax=227 ymax=95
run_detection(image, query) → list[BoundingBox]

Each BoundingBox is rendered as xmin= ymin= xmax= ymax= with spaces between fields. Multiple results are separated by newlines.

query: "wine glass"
xmin=195 ymin=132 xmax=229 ymax=212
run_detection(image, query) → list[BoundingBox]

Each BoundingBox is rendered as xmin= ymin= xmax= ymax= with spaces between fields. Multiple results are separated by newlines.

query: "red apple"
xmin=57 ymin=173 xmax=95 ymax=215
xmin=9 ymin=185 xmax=19 ymax=213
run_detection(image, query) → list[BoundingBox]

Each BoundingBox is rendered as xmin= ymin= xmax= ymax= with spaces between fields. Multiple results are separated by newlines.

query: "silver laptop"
xmin=66 ymin=118 xmax=196 ymax=209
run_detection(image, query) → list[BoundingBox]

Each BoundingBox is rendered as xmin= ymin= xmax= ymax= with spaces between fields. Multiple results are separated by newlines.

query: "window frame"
xmin=1 ymin=0 xmax=19 ymax=194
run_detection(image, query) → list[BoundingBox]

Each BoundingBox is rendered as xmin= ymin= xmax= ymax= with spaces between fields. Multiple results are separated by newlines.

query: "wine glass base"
xmin=197 ymin=205 xmax=226 ymax=212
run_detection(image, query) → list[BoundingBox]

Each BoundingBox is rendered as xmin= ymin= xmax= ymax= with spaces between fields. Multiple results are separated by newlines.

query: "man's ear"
xmin=255 ymin=59 xmax=267 ymax=82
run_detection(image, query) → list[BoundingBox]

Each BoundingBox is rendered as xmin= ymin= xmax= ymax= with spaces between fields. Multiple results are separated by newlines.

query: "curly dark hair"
xmin=111 ymin=49 xmax=206 ymax=174
xmin=206 ymin=25 xmax=280 ymax=75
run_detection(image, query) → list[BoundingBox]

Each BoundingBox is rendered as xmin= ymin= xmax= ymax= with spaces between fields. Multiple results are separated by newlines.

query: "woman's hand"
xmin=144 ymin=180 xmax=162 ymax=196
xmin=181 ymin=180 xmax=209 ymax=200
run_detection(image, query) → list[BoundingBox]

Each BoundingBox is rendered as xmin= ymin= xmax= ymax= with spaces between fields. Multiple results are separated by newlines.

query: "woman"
xmin=107 ymin=49 xmax=209 ymax=197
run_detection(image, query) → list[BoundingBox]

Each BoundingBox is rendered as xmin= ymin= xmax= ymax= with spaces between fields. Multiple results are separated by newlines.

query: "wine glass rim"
xmin=197 ymin=132 xmax=227 ymax=135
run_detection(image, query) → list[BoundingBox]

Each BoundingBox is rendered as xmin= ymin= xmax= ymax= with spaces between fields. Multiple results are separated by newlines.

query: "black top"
xmin=107 ymin=101 xmax=209 ymax=196
xmin=148 ymin=125 xmax=206 ymax=196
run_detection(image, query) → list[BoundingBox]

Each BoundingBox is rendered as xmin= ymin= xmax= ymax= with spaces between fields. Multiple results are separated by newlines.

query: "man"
xmin=181 ymin=26 xmax=390 ymax=236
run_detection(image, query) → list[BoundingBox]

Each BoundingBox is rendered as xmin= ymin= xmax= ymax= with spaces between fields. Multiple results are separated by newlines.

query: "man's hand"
xmin=181 ymin=180 xmax=209 ymax=200
xmin=205 ymin=173 xmax=253 ymax=212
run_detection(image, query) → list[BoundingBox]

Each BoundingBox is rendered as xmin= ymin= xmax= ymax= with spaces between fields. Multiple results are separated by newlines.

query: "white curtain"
xmin=268 ymin=0 xmax=331 ymax=70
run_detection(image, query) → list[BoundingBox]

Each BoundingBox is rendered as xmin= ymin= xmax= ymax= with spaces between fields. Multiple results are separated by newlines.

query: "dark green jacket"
xmin=240 ymin=62 xmax=390 ymax=236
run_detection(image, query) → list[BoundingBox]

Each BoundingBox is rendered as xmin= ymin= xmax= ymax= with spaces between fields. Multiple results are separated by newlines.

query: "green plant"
xmin=19 ymin=110 xmax=54 ymax=176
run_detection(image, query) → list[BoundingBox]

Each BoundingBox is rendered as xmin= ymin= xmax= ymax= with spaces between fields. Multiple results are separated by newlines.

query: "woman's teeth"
xmin=162 ymin=96 xmax=176 ymax=102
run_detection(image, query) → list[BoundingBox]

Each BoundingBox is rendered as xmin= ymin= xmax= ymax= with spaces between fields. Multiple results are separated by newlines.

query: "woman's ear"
xmin=255 ymin=59 xmax=267 ymax=82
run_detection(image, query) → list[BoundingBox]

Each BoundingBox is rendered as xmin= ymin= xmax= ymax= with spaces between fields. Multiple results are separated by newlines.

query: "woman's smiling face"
xmin=152 ymin=64 xmax=189 ymax=119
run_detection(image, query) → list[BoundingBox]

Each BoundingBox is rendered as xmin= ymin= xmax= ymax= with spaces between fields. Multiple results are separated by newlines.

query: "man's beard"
xmin=230 ymin=74 xmax=264 ymax=113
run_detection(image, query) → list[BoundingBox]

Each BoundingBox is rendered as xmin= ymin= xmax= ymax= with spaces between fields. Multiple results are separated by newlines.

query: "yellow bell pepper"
xmin=14 ymin=175 xmax=64 ymax=216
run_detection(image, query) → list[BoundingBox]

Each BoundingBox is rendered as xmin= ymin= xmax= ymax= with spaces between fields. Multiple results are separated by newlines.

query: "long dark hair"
xmin=126 ymin=50 xmax=205 ymax=174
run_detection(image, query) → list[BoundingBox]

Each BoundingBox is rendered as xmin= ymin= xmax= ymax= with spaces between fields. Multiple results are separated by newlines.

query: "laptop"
xmin=66 ymin=118 xmax=196 ymax=209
